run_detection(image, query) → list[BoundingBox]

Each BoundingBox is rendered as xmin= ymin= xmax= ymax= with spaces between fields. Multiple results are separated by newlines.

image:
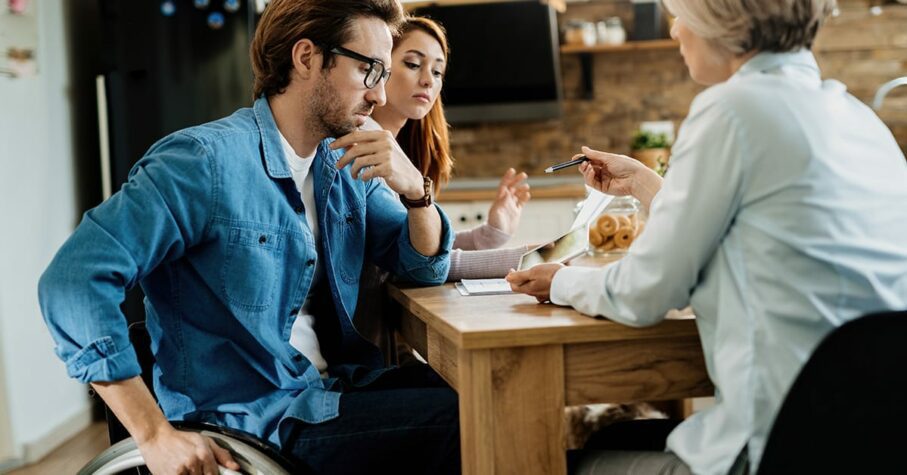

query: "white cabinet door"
xmin=436 ymin=201 xmax=488 ymax=234
xmin=512 ymin=198 xmax=580 ymax=246
xmin=437 ymin=198 xmax=581 ymax=247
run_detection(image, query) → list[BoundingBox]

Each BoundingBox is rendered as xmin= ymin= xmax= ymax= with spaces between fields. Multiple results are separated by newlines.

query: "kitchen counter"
xmin=439 ymin=175 xmax=587 ymax=202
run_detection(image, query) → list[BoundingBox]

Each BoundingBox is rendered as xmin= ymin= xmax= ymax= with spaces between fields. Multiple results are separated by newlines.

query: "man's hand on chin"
xmin=505 ymin=263 xmax=565 ymax=303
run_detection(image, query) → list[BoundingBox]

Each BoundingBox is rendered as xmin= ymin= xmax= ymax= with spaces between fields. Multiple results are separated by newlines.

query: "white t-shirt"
xmin=279 ymin=131 xmax=328 ymax=375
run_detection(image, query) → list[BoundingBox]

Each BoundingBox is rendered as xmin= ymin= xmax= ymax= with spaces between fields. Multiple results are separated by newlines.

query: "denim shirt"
xmin=38 ymin=97 xmax=453 ymax=446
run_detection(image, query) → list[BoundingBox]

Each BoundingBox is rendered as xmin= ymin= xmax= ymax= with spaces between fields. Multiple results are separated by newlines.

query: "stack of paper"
xmin=455 ymin=278 xmax=513 ymax=296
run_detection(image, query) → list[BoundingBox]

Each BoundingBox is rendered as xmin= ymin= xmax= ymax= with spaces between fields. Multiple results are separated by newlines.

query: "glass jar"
xmin=581 ymin=21 xmax=597 ymax=46
xmin=604 ymin=17 xmax=626 ymax=45
xmin=564 ymin=20 xmax=597 ymax=46
xmin=587 ymin=196 xmax=644 ymax=256
xmin=595 ymin=20 xmax=609 ymax=44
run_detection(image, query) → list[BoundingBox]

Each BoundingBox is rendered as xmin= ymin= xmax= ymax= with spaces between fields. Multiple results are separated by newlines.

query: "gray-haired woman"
xmin=506 ymin=0 xmax=907 ymax=474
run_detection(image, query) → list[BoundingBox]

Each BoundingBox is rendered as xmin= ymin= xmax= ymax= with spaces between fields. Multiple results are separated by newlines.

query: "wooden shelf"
xmin=562 ymin=39 xmax=679 ymax=99
xmin=404 ymin=0 xmax=563 ymax=9
xmin=560 ymin=39 xmax=679 ymax=54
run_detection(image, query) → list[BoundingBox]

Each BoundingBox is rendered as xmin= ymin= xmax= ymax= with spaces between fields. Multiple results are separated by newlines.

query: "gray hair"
xmin=662 ymin=0 xmax=837 ymax=54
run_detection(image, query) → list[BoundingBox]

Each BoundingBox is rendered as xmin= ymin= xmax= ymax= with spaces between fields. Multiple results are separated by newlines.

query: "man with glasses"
xmin=324 ymin=44 xmax=393 ymax=89
xmin=39 ymin=1 xmax=460 ymax=474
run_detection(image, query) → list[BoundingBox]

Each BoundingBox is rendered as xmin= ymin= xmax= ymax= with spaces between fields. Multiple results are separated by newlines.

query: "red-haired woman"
xmin=367 ymin=16 xmax=532 ymax=280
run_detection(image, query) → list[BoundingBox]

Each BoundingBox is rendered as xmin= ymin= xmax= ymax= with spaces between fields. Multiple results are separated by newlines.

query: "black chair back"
xmin=757 ymin=310 xmax=907 ymax=474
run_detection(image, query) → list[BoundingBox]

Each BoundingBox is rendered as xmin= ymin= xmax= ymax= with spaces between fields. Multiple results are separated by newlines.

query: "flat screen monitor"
xmin=414 ymin=1 xmax=563 ymax=124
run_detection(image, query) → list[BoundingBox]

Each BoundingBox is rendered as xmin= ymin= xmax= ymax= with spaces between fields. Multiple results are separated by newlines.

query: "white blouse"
xmin=550 ymin=50 xmax=907 ymax=475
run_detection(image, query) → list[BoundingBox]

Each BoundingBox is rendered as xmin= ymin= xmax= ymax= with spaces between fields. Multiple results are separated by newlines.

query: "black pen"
xmin=544 ymin=155 xmax=588 ymax=173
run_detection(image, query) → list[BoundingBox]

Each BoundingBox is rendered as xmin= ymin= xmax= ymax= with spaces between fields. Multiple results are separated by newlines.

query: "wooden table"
xmin=389 ymin=282 xmax=713 ymax=475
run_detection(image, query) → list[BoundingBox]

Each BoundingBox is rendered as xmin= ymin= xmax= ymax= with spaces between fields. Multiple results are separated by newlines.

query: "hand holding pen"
xmin=544 ymin=155 xmax=589 ymax=173
xmin=549 ymin=147 xmax=664 ymax=209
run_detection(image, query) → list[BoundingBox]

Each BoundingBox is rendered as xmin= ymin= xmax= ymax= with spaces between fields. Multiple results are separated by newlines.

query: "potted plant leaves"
xmin=630 ymin=130 xmax=671 ymax=176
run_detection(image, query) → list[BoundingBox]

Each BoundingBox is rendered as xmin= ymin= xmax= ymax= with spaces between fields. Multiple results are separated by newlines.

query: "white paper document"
xmin=456 ymin=278 xmax=513 ymax=296
xmin=516 ymin=189 xmax=618 ymax=271
xmin=571 ymin=188 xmax=615 ymax=231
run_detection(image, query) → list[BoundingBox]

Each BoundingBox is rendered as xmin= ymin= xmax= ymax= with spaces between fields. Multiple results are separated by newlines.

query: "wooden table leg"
xmin=457 ymin=344 xmax=566 ymax=475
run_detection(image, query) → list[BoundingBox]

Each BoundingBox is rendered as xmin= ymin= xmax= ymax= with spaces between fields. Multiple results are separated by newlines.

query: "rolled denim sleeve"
xmin=363 ymin=179 xmax=453 ymax=285
xmin=38 ymin=133 xmax=214 ymax=383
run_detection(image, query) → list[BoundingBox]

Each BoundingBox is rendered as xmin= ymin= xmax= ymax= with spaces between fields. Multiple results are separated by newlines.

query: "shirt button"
xmin=290 ymin=307 xmax=299 ymax=316
xmin=306 ymin=259 xmax=315 ymax=267
xmin=258 ymin=235 xmax=267 ymax=244
xmin=294 ymin=205 xmax=304 ymax=214
xmin=292 ymin=354 xmax=304 ymax=362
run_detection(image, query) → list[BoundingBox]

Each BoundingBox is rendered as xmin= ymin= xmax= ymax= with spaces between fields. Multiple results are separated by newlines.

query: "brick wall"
xmin=447 ymin=0 xmax=907 ymax=179
xmin=815 ymin=3 xmax=907 ymax=153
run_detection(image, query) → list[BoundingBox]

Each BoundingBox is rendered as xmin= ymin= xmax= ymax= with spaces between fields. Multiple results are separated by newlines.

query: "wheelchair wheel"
xmin=77 ymin=423 xmax=294 ymax=475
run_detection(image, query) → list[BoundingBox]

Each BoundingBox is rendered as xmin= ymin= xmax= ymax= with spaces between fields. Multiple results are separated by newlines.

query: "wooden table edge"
xmin=388 ymin=283 xmax=700 ymax=350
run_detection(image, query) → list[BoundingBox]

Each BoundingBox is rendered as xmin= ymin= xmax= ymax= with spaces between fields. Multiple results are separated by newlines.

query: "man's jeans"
xmin=282 ymin=364 xmax=460 ymax=475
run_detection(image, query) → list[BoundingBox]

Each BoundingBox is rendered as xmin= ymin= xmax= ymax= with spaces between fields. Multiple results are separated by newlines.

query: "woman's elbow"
xmin=621 ymin=313 xmax=665 ymax=328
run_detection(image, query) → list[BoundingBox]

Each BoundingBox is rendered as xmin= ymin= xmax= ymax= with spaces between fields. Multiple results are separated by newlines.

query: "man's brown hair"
xmin=250 ymin=0 xmax=405 ymax=99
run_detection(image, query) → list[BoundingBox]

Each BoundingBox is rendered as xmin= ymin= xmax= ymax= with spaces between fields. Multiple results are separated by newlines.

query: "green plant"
xmin=654 ymin=156 xmax=669 ymax=177
xmin=630 ymin=130 xmax=671 ymax=151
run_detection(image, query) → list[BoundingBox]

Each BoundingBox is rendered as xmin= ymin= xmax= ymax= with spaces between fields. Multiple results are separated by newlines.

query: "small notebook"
xmin=456 ymin=278 xmax=513 ymax=296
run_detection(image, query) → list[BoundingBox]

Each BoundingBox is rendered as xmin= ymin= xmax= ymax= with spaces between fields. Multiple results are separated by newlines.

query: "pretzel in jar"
xmin=589 ymin=212 xmax=640 ymax=254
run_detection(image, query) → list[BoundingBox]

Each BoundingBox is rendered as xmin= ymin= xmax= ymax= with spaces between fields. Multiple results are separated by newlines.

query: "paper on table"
xmin=457 ymin=278 xmax=513 ymax=296
xmin=516 ymin=190 xmax=616 ymax=271
xmin=571 ymin=188 xmax=615 ymax=231
xmin=518 ymin=226 xmax=588 ymax=271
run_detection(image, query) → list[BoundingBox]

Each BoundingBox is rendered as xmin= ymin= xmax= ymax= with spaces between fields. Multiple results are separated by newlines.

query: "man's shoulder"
xmin=175 ymin=106 xmax=259 ymax=146
xmin=140 ymin=106 xmax=263 ymax=174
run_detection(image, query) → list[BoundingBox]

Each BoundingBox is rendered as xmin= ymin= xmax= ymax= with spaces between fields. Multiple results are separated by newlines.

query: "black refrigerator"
xmin=95 ymin=0 xmax=265 ymax=325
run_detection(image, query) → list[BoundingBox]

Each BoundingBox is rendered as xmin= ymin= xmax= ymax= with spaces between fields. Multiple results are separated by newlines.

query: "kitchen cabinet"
xmin=438 ymin=198 xmax=581 ymax=247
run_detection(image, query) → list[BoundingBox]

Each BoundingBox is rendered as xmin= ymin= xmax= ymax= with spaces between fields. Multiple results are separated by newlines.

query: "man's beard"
xmin=310 ymin=73 xmax=374 ymax=138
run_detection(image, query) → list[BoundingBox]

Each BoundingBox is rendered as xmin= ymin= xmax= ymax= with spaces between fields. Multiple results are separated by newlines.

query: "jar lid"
xmin=604 ymin=195 xmax=640 ymax=212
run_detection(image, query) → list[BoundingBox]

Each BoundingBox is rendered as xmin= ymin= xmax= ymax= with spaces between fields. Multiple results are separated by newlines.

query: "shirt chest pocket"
xmin=222 ymin=226 xmax=285 ymax=312
xmin=334 ymin=206 xmax=365 ymax=285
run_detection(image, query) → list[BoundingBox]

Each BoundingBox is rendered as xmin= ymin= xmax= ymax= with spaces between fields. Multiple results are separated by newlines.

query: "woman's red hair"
xmin=395 ymin=16 xmax=453 ymax=194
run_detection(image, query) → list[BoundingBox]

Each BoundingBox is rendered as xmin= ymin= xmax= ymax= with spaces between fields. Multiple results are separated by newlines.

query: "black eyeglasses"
xmin=324 ymin=45 xmax=391 ymax=89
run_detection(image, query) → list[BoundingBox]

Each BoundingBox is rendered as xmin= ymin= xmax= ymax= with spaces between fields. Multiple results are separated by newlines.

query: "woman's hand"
xmin=505 ymin=263 xmax=564 ymax=303
xmin=332 ymin=130 xmax=426 ymax=200
xmin=487 ymin=168 xmax=531 ymax=235
xmin=577 ymin=146 xmax=663 ymax=208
